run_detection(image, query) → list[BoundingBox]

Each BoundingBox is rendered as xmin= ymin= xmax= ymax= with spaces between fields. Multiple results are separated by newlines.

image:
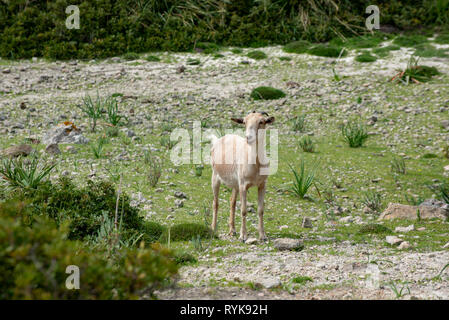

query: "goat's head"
xmin=231 ymin=111 xmax=275 ymax=144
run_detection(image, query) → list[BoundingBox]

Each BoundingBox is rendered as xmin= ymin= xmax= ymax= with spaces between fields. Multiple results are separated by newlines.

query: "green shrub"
xmin=140 ymin=221 xmax=166 ymax=243
xmin=292 ymin=276 xmax=313 ymax=284
xmin=122 ymin=52 xmax=140 ymax=60
xmin=362 ymin=191 xmax=383 ymax=212
xmin=435 ymin=33 xmax=449 ymax=44
xmin=299 ymin=136 xmax=315 ymax=153
xmin=289 ymin=159 xmax=317 ymax=199
xmin=0 ymin=155 xmax=55 ymax=190
xmin=0 ymin=200 xmax=178 ymax=299
xmin=372 ymin=45 xmax=400 ymax=57
xmin=279 ymin=56 xmax=292 ymax=61
xmin=291 ymin=115 xmax=306 ymax=132
xmin=308 ymin=45 xmax=347 ymax=58
xmin=160 ymin=223 xmax=215 ymax=243
xmin=357 ymin=223 xmax=392 ymax=234
xmin=391 ymin=56 xmax=440 ymax=84
xmin=247 ymin=50 xmax=267 ymax=60
xmin=195 ymin=42 xmax=219 ymax=54
xmin=329 ymin=35 xmax=385 ymax=49
xmin=173 ymin=251 xmax=197 ymax=265
xmin=186 ymin=58 xmax=201 ymax=65
xmin=414 ymin=44 xmax=448 ymax=58
xmin=250 ymin=86 xmax=286 ymax=100
xmin=283 ymin=40 xmax=311 ymax=54
xmin=355 ymin=52 xmax=377 ymax=63
xmin=145 ymin=55 xmax=161 ymax=62
xmin=341 ymin=121 xmax=368 ymax=148
xmin=18 ymin=177 xmax=145 ymax=242
xmin=393 ymin=35 xmax=428 ymax=47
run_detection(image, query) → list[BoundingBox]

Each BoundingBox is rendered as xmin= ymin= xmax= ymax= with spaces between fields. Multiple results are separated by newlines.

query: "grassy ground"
xmin=1 ymin=33 xmax=449 ymax=299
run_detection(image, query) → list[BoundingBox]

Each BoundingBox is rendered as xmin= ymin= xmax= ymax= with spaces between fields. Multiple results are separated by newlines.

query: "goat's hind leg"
xmin=228 ymin=188 xmax=237 ymax=236
xmin=211 ymin=172 xmax=220 ymax=232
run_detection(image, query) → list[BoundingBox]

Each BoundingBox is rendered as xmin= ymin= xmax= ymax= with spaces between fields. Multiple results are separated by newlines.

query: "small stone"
xmin=45 ymin=143 xmax=61 ymax=155
xmin=245 ymin=238 xmax=258 ymax=245
xmin=386 ymin=236 xmax=403 ymax=246
xmin=257 ymin=277 xmax=281 ymax=289
xmin=174 ymin=199 xmax=184 ymax=208
xmin=302 ymin=217 xmax=313 ymax=228
xmin=174 ymin=191 xmax=188 ymax=199
xmin=127 ymin=130 xmax=136 ymax=137
xmin=441 ymin=120 xmax=449 ymax=130
xmin=177 ymin=65 xmax=186 ymax=73
xmin=442 ymin=242 xmax=449 ymax=249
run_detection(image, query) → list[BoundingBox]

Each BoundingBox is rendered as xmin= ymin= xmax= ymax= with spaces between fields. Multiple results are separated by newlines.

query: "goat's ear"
xmin=263 ymin=116 xmax=275 ymax=125
xmin=231 ymin=118 xmax=244 ymax=124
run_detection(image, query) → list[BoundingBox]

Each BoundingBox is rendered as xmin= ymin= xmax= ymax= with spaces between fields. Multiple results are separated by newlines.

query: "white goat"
xmin=210 ymin=111 xmax=275 ymax=241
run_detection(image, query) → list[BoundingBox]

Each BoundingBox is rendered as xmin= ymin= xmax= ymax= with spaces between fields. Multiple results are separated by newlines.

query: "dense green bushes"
xmin=0 ymin=200 xmax=178 ymax=299
xmin=1 ymin=0 xmax=447 ymax=60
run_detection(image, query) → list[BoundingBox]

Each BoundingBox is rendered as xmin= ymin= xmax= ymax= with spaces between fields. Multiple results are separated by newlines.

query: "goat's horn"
xmin=260 ymin=111 xmax=269 ymax=116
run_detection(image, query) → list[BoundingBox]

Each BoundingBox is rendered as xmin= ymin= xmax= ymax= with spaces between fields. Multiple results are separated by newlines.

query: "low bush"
xmin=145 ymin=55 xmax=161 ymax=62
xmin=341 ymin=121 xmax=368 ymax=148
xmin=355 ymin=52 xmax=377 ymax=63
xmin=250 ymin=86 xmax=286 ymax=100
xmin=160 ymin=223 xmax=215 ymax=243
xmin=195 ymin=42 xmax=219 ymax=54
xmin=0 ymin=200 xmax=178 ymax=299
xmin=122 ymin=52 xmax=140 ymax=60
xmin=393 ymin=35 xmax=428 ymax=47
xmin=283 ymin=40 xmax=311 ymax=54
xmin=14 ymin=177 xmax=148 ymax=242
xmin=307 ymin=45 xmax=347 ymax=58
xmin=357 ymin=223 xmax=392 ymax=234
xmin=247 ymin=50 xmax=267 ymax=60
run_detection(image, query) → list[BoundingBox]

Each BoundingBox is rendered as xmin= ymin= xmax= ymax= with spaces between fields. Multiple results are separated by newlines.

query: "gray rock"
xmin=174 ymin=191 xmax=188 ymax=199
xmin=42 ymin=123 xmax=88 ymax=145
xmin=273 ymin=238 xmax=304 ymax=251
xmin=257 ymin=277 xmax=281 ymax=289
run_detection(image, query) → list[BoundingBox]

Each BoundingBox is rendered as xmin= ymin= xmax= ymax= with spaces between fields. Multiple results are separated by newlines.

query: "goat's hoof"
xmin=228 ymin=230 xmax=237 ymax=236
xmin=259 ymin=236 xmax=268 ymax=242
xmin=239 ymin=235 xmax=248 ymax=242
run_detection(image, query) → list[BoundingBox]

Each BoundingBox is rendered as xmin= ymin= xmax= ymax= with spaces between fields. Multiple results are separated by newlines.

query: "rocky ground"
xmin=1 ymin=38 xmax=449 ymax=299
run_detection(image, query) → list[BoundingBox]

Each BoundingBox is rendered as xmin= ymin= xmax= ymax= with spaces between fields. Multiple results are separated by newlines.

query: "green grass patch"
xmin=355 ymin=52 xmax=377 ymax=63
xmin=307 ymin=45 xmax=347 ymax=58
xmin=145 ymin=55 xmax=161 ymax=62
xmin=393 ymin=35 xmax=428 ymax=47
xmin=357 ymin=223 xmax=392 ymax=234
xmin=250 ymin=86 xmax=286 ymax=100
xmin=160 ymin=223 xmax=215 ymax=243
xmin=247 ymin=50 xmax=267 ymax=60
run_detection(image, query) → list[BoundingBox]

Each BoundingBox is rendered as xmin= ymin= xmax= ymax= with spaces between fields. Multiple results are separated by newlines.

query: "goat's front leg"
xmin=229 ymin=188 xmax=237 ymax=236
xmin=211 ymin=173 xmax=220 ymax=232
xmin=238 ymin=185 xmax=248 ymax=241
xmin=257 ymin=184 xmax=267 ymax=241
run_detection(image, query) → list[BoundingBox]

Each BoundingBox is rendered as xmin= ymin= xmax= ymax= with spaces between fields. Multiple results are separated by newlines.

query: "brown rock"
xmin=2 ymin=144 xmax=33 ymax=157
xmin=379 ymin=203 xmax=449 ymax=221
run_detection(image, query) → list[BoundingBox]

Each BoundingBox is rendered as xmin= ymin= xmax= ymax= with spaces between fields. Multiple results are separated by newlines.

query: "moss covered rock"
xmin=283 ymin=40 xmax=311 ymax=54
xmin=247 ymin=50 xmax=267 ymax=60
xmin=307 ymin=45 xmax=347 ymax=58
